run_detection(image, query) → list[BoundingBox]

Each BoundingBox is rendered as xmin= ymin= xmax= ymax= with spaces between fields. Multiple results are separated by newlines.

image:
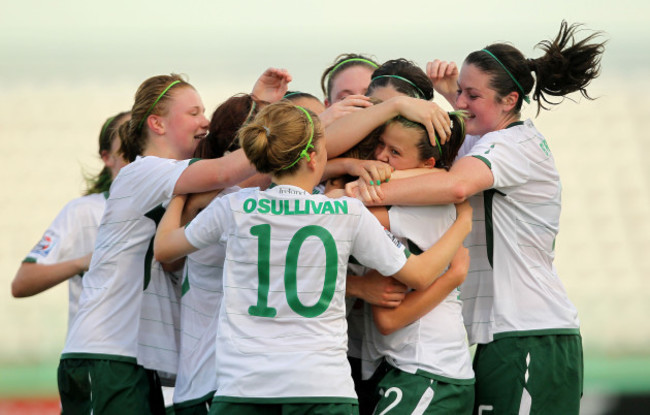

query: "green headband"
xmin=283 ymin=91 xmax=303 ymax=99
xmin=137 ymin=80 xmax=182 ymax=131
xmin=371 ymin=74 xmax=427 ymax=99
xmin=328 ymin=58 xmax=379 ymax=80
xmin=481 ymin=49 xmax=530 ymax=104
xmin=280 ymin=106 xmax=315 ymax=170
xmin=100 ymin=115 xmax=117 ymax=143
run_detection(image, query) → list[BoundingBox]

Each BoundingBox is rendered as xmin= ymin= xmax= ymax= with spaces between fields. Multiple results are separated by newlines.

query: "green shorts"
xmin=372 ymin=366 xmax=474 ymax=415
xmin=473 ymin=334 xmax=583 ymax=415
xmin=174 ymin=391 xmax=214 ymax=415
xmin=208 ymin=401 xmax=359 ymax=415
xmin=58 ymin=358 xmax=164 ymax=414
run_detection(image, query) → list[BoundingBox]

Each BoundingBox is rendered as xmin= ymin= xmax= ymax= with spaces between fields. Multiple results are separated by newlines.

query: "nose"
xmin=456 ymin=93 xmax=468 ymax=109
xmin=375 ymin=146 xmax=389 ymax=163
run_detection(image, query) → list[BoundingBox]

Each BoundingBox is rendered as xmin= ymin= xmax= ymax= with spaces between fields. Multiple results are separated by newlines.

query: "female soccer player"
xmin=154 ymin=101 xmax=472 ymax=414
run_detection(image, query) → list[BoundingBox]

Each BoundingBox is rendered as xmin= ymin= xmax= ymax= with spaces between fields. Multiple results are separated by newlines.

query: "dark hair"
xmin=194 ymin=94 xmax=265 ymax=159
xmin=85 ymin=111 xmax=130 ymax=195
xmin=119 ymin=74 xmax=192 ymax=162
xmin=320 ymin=53 xmax=379 ymax=102
xmin=367 ymin=58 xmax=434 ymax=100
xmin=465 ymin=21 xmax=606 ymax=115
xmin=404 ymin=111 xmax=467 ymax=171
xmin=283 ymin=91 xmax=319 ymax=101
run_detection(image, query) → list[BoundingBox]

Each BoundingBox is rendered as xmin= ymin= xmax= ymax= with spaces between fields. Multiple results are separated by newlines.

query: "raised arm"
xmin=173 ymin=149 xmax=256 ymax=195
xmin=325 ymin=96 xmax=452 ymax=159
xmin=373 ymin=245 xmax=469 ymax=335
xmin=251 ymin=67 xmax=292 ymax=103
xmin=11 ymin=254 xmax=92 ymax=298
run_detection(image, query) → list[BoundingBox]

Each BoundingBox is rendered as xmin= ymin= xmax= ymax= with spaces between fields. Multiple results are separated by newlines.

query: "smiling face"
xmin=327 ymin=65 xmax=374 ymax=106
xmin=456 ymin=62 xmax=516 ymax=137
xmin=374 ymin=122 xmax=431 ymax=170
xmin=160 ymin=86 xmax=209 ymax=159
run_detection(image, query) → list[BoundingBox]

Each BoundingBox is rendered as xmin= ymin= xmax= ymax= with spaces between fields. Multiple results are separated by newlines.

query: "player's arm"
xmin=154 ymin=195 xmax=199 ymax=263
xmin=391 ymin=201 xmax=471 ymax=290
xmin=11 ymin=253 xmax=92 ymax=298
xmin=373 ymin=245 xmax=469 ymax=335
xmin=346 ymin=273 xmax=406 ymax=308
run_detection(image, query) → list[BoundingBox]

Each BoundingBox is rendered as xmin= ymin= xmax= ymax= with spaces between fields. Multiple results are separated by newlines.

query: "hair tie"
xmin=481 ymin=49 xmax=531 ymax=104
xmin=262 ymin=125 xmax=271 ymax=136
xmin=371 ymin=74 xmax=427 ymax=99
xmin=280 ymin=106 xmax=315 ymax=170
xmin=328 ymin=58 xmax=379 ymax=81
xmin=137 ymin=80 xmax=182 ymax=131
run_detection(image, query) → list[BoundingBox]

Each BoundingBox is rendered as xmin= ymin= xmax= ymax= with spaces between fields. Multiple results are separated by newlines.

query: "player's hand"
xmin=347 ymin=159 xmax=393 ymax=187
xmin=426 ymin=60 xmax=459 ymax=102
xmin=345 ymin=178 xmax=385 ymax=206
xmin=251 ymin=68 xmax=292 ymax=103
xmin=395 ymin=96 xmax=451 ymax=145
xmin=319 ymin=95 xmax=373 ymax=127
xmin=349 ymin=271 xmax=407 ymax=308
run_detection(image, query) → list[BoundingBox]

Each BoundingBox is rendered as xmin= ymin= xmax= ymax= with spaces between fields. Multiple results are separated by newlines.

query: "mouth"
xmin=194 ymin=132 xmax=208 ymax=140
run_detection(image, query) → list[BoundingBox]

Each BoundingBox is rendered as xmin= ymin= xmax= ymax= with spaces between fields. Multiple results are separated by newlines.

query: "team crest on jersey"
xmin=29 ymin=231 xmax=58 ymax=258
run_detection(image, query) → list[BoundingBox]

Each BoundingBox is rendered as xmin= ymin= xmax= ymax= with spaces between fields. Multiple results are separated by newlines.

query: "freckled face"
xmin=161 ymin=86 xmax=209 ymax=159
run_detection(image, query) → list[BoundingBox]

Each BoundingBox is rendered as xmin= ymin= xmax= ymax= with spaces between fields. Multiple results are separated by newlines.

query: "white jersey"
xmin=24 ymin=192 xmax=107 ymax=334
xmin=456 ymin=134 xmax=495 ymax=345
xmin=62 ymin=156 xmax=190 ymax=365
xmin=173 ymin=187 xmax=239 ymax=405
xmin=362 ymin=204 xmax=474 ymax=384
xmin=462 ymin=120 xmax=580 ymax=343
xmin=184 ymin=185 xmax=408 ymax=404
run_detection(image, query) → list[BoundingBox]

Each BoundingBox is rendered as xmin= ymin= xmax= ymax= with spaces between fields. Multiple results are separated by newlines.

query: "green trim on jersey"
xmin=415 ymin=368 xmax=475 ymax=385
xmin=407 ymin=239 xmax=423 ymax=255
xmin=483 ymin=188 xmax=505 ymax=269
xmin=493 ymin=328 xmax=581 ymax=340
xmin=60 ymin=352 xmax=138 ymax=364
xmin=505 ymin=121 xmax=525 ymax=129
xmin=174 ymin=390 xmax=215 ymax=410
xmin=213 ymin=396 xmax=358 ymax=405
xmin=102 ymin=190 xmax=110 ymax=200
xmin=472 ymin=155 xmax=492 ymax=169
xmin=189 ymin=157 xmax=202 ymax=165
xmin=144 ymin=204 xmax=166 ymax=290
xmin=22 ymin=257 xmax=37 ymax=264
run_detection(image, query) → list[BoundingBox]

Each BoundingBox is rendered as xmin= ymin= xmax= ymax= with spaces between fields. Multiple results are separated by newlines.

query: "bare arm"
xmin=391 ymin=201 xmax=472 ymax=290
xmin=251 ymin=67 xmax=292 ymax=103
xmin=346 ymin=272 xmax=407 ymax=308
xmin=373 ymin=245 xmax=469 ymax=335
xmin=347 ymin=155 xmax=494 ymax=206
xmin=325 ymin=96 xmax=451 ymax=159
xmin=11 ymin=253 xmax=92 ymax=298
xmin=154 ymin=195 xmax=199 ymax=263
xmin=173 ymin=149 xmax=256 ymax=195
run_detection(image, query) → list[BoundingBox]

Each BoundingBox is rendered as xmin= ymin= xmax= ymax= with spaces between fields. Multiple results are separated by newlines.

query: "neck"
xmin=271 ymin=172 xmax=318 ymax=194
xmin=493 ymin=112 xmax=521 ymax=132
xmin=142 ymin=135 xmax=181 ymax=160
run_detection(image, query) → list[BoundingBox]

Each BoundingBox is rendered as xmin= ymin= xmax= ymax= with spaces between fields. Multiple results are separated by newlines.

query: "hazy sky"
xmin=1 ymin=0 xmax=647 ymax=95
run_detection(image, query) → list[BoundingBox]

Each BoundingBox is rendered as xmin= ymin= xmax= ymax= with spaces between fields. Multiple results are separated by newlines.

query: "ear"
xmin=306 ymin=151 xmax=318 ymax=170
xmin=422 ymin=157 xmax=437 ymax=168
xmin=147 ymin=115 xmax=166 ymax=135
xmin=324 ymin=98 xmax=331 ymax=108
xmin=100 ymin=149 xmax=112 ymax=167
xmin=501 ymin=91 xmax=519 ymax=112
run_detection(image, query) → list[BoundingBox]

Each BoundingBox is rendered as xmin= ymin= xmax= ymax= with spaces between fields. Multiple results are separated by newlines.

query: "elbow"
xmin=373 ymin=313 xmax=399 ymax=336
xmin=11 ymin=280 xmax=28 ymax=298
xmin=449 ymin=181 xmax=471 ymax=203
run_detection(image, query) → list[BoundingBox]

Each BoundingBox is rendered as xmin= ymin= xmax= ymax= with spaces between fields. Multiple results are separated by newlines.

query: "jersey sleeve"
xmin=349 ymin=204 xmax=409 ymax=277
xmin=184 ymin=193 xmax=232 ymax=250
xmin=467 ymin=132 xmax=530 ymax=189
xmin=24 ymin=197 xmax=101 ymax=265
